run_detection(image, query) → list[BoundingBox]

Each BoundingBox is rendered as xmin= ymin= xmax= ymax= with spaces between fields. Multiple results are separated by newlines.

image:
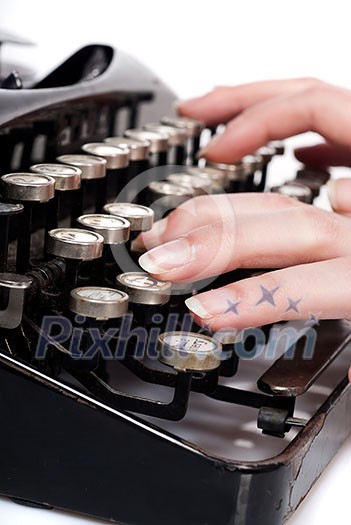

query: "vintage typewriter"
xmin=0 ymin=41 xmax=350 ymax=525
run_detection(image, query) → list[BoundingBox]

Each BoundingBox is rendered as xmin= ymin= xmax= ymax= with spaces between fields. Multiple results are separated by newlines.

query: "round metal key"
xmin=116 ymin=271 xmax=171 ymax=305
xmin=77 ymin=214 xmax=130 ymax=245
xmin=1 ymin=173 xmax=55 ymax=202
xmin=104 ymin=136 xmax=150 ymax=161
xmin=158 ymin=331 xmax=222 ymax=372
xmin=82 ymin=143 xmax=130 ymax=169
xmin=56 ymin=154 xmax=106 ymax=180
xmin=69 ymin=286 xmax=129 ymax=320
xmin=161 ymin=116 xmax=204 ymax=137
xmin=167 ymin=172 xmax=212 ymax=195
xmin=47 ymin=228 xmax=104 ymax=260
xmin=103 ymin=202 xmax=154 ymax=232
xmin=143 ymin=123 xmax=187 ymax=146
xmin=30 ymin=163 xmax=81 ymax=191
xmin=124 ymin=129 xmax=168 ymax=153
xmin=270 ymin=182 xmax=313 ymax=203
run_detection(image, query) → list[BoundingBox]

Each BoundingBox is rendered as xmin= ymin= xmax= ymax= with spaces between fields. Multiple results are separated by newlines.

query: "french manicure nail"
xmin=185 ymin=289 xmax=236 ymax=319
xmin=138 ymin=238 xmax=192 ymax=275
xmin=185 ymin=297 xmax=212 ymax=318
xmin=172 ymin=100 xmax=184 ymax=112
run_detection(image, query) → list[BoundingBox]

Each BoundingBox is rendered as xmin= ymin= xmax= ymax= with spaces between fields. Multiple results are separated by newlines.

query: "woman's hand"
xmin=176 ymin=77 xmax=351 ymax=167
xmin=138 ymin=193 xmax=351 ymax=332
xmin=135 ymin=77 xmax=351 ymax=380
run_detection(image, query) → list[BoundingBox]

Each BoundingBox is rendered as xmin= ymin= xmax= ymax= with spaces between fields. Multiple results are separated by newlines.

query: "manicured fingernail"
xmin=326 ymin=180 xmax=337 ymax=208
xmin=138 ymin=238 xmax=192 ymax=275
xmin=195 ymin=148 xmax=207 ymax=159
xmin=173 ymin=100 xmax=184 ymax=111
xmin=174 ymin=96 xmax=201 ymax=110
xmin=185 ymin=289 xmax=236 ymax=319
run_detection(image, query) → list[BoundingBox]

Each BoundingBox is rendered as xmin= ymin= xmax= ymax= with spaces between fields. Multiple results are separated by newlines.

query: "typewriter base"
xmin=0 ymin=351 xmax=350 ymax=525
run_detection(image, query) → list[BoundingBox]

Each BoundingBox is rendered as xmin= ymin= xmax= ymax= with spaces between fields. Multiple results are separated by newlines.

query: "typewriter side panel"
xmin=0 ymin=354 xmax=292 ymax=525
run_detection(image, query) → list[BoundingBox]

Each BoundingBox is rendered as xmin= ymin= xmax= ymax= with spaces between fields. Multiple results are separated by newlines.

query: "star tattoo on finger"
xmin=256 ymin=285 xmax=280 ymax=307
xmin=284 ymin=297 xmax=302 ymax=314
xmin=305 ymin=313 xmax=320 ymax=326
xmin=224 ymin=299 xmax=241 ymax=315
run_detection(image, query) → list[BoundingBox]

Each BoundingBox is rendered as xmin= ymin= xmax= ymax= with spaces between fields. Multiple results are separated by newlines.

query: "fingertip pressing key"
xmin=138 ymin=238 xmax=193 ymax=276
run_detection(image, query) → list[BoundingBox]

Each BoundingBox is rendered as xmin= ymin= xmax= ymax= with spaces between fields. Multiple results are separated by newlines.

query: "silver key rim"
xmin=47 ymin=228 xmax=104 ymax=260
xmin=116 ymin=272 xmax=171 ymax=305
xmin=69 ymin=286 xmax=129 ymax=319
xmin=158 ymin=331 xmax=222 ymax=372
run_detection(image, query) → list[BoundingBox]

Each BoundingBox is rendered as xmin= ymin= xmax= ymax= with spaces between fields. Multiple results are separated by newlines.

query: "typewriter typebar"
xmin=0 ymin=43 xmax=350 ymax=525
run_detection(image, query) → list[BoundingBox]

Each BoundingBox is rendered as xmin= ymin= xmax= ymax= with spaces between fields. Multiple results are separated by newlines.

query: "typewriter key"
xmin=70 ymin=286 xmax=129 ymax=320
xmin=30 ymin=163 xmax=82 ymax=229
xmin=145 ymin=180 xmax=194 ymax=220
xmin=143 ymin=123 xmax=187 ymax=165
xmin=116 ymin=271 xmax=171 ymax=326
xmin=205 ymin=160 xmax=249 ymax=192
xmin=116 ymin=272 xmax=171 ymax=306
xmin=1 ymin=173 xmax=55 ymax=273
xmin=104 ymin=136 xmax=151 ymax=200
xmin=56 ymin=154 xmax=107 ymax=216
xmin=67 ymin=286 xmax=129 ymax=373
xmin=77 ymin=214 xmax=131 ymax=282
xmin=82 ymin=143 xmax=130 ymax=211
xmin=47 ymin=228 xmax=104 ymax=261
xmin=30 ymin=163 xmax=81 ymax=191
xmin=104 ymin=136 xmax=150 ymax=163
xmin=184 ymin=166 xmax=229 ymax=192
xmin=296 ymin=167 xmax=331 ymax=200
xmin=254 ymin=146 xmax=275 ymax=192
xmin=241 ymin=154 xmax=264 ymax=191
xmin=103 ymin=202 xmax=154 ymax=243
xmin=161 ymin=116 xmax=205 ymax=164
xmin=158 ymin=331 xmax=222 ymax=372
xmin=77 ymin=214 xmax=130 ymax=245
xmin=1 ymin=173 xmax=55 ymax=202
xmin=270 ymin=182 xmax=313 ymax=204
xmin=207 ymin=153 xmax=263 ymax=193
xmin=166 ymin=172 xmax=213 ymax=196
xmin=124 ymin=128 xmax=168 ymax=167
xmin=47 ymin=228 xmax=104 ymax=295
xmin=297 ymin=167 xmax=330 ymax=185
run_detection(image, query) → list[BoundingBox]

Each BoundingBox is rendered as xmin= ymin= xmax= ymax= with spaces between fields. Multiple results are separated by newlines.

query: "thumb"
xmin=327 ymin=178 xmax=351 ymax=214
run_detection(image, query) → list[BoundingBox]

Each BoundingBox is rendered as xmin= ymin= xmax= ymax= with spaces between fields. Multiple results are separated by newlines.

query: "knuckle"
xmin=295 ymin=205 xmax=342 ymax=253
xmin=300 ymin=76 xmax=323 ymax=89
xmin=302 ymin=84 xmax=326 ymax=100
xmin=264 ymin=192 xmax=301 ymax=208
xmin=299 ymin=206 xmax=342 ymax=251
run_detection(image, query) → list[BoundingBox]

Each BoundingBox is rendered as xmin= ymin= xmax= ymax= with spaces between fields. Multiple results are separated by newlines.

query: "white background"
xmin=1 ymin=1 xmax=350 ymax=524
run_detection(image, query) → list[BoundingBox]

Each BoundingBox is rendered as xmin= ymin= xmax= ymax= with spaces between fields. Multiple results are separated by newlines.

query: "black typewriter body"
xmin=0 ymin=44 xmax=350 ymax=525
